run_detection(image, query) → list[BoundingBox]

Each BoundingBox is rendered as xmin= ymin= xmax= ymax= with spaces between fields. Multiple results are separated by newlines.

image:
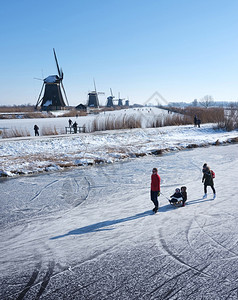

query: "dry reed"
xmin=41 ymin=126 xmax=59 ymax=135
xmin=86 ymin=115 xmax=143 ymax=132
xmin=2 ymin=128 xmax=31 ymax=138
xmin=61 ymin=110 xmax=87 ymax=117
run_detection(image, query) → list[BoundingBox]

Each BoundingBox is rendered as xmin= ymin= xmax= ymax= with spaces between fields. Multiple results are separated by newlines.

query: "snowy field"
xmin=1 ymin=143 xmax=238 ymax=299
xmin=0 ymin=115 xmax=238 ymax=177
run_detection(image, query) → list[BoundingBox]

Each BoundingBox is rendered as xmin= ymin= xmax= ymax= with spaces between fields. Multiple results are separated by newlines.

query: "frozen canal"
xmin=1 ymin=144 xmax=238 ymax=299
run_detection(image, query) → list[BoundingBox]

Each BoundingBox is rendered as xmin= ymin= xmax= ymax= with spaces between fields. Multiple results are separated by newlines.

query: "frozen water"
xmin=1 ymin=144 xmax=238 ymax=299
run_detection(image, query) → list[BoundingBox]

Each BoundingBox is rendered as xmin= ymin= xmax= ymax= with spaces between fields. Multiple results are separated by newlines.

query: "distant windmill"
xmin=117 ymin=92 xmax=125 ymax=106
xmin=125 ymin=97 xmax=130 ymax=107
xmin=87 ymin=79 xmax=104 ymax=108
xmin=35 ymin=49 xmax=69 ymax=110
xmin=106 ymin=88 xmax=115 ymax=107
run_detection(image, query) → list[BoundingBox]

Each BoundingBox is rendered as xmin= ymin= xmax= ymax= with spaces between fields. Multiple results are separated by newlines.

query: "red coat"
xmin=151 ymin=174 xmax=160 ymax=191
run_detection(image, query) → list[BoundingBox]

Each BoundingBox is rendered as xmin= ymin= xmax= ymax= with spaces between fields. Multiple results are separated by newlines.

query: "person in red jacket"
xmin=151 ymin=168 xmax=161 ymax=213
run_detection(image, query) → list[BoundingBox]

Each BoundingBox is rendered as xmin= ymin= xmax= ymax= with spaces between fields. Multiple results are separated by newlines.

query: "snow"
xmin=44 ymin=75 xmax=59 ymax=83
xmin=0 ymin=119 xmax=237 ymax=177
xmin=1 ymin=111 xmax=238 ymax=299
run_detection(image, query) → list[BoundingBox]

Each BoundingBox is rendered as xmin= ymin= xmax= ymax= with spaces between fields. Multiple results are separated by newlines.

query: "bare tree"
xmin=192 ymin=99 xmax=198 ymax=107
xmin=200 ymin=95 xmax=214 ymax=108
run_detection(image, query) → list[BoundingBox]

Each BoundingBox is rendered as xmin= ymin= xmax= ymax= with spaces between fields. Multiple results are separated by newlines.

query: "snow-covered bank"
xmin=0 ymin=124 xmax=237 ymax=177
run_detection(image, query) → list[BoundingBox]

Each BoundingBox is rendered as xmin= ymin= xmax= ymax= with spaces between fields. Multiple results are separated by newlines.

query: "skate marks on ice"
xmin=30 ymin=179 xmax=59 ymax=202
xmin=1 ymin=174 xmax=92 ymax=228
xmin=13 ymin=261 xmax=55 ymax=300
xmin=15 ymin=262 xmax=42 ymax=300
xmin=150 ymin=213 xmax=238 ymax=299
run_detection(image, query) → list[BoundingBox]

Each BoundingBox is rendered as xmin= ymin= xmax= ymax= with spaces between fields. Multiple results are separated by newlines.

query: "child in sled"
xmin=170 ymin=187 xmax=187 ymax=207
xmin=180 ymin=186 xmax=187 ymax=206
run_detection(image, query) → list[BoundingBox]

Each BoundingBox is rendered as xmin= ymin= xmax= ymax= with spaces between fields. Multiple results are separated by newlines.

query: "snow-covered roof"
xmin=44 ymin=75 xmax=60 ymax=83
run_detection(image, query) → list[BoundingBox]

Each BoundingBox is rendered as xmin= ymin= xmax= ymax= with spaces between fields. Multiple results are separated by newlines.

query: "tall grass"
xmin=0 ymin=105 xmax=35 ymax=112
xmin=151 ymin=114 xmax=192 ymax=127
xmin=41 ymin=126 xmax=59 ymax=135
xmin=180 ymin=107 xmax=225 ymax=124
xmin=61 ymin=110 xmax=87 ymax=117
xmin=0 ymin=112 xmax=55 ymax=119
xmin=2 ymin=128 xmax=30 ymax=138
xmin=172 ymin=106 xmax=238 ymax=131
xmin=215 ymin=108 xmax=238 ymax=131
xmin=86 ymin=115 xmax=143 ymax=132
xmin=86 ymin=113 xmax=193 ymax=133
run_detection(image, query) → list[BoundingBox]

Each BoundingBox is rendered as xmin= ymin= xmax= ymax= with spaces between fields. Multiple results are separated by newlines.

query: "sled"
xmin=169 ymin=197 xmax=184 ymax=207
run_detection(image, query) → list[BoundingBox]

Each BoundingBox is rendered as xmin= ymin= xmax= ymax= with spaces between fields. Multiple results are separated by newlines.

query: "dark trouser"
xmin=151 ymin=190 xmax=159 ymax=209
xmin=204 ymin=184 xmax=216 ymax=194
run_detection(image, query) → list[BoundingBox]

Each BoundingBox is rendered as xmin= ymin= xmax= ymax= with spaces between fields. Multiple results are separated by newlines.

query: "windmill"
xmin=125 ymin=97 xmax=130 ymax=107
xmin=106 ymin=88 xmax=115 ymax=107
xmin=117 ymin=92 xmax=125 ymax=106
xmin=87 ymin=79 xmax=104 ymax=108
xmin=35 ymin=49 xmax=69 ymax=110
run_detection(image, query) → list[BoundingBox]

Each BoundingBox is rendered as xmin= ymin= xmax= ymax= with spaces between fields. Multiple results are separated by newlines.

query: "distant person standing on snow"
xmin=194 ymin=115 xmax=198 ymax=127
xmin=68 ymin=119 xmax=72 ymax=127
xmin=202 ymin=163 xmax=216 ymax=199
xmin=150 ymin=168 xmax=161 ymax=213
xmin=197 ymin=119 xmax=201 ymax=128
xmin=72 ymin=121 xmax=78 ymax=133
xmin=34 ymin=124 xmax=39 ymax=136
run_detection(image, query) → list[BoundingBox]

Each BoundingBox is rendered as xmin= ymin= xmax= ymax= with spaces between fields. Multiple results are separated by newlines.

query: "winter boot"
xmin=203 ymin=193 xmax=207 ymax=199
xmin=213 ymin=193 xmax=216 ymax=199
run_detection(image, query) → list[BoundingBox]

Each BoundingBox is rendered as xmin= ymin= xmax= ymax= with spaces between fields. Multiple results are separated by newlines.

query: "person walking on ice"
xmin=150 ymin=168 xmax=161 ymax=213
xmin=202 ymin=163 xmax=216 ymax=199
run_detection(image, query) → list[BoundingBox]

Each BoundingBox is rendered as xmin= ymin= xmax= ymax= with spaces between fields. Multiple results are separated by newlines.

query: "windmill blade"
xmin=61 ymin=82 xmax=69 ymax=106
xmin=93 ymin=78 xmax=97 ymax=93
xmin=60 ymin=68 xmax=63 ymax=79
xmin=53 ymin=48 xmax=61 ymax=77
xmin=110 ymin=88 xmax=114 ymax=97
xmin=35 ymin=83 xmax=45 ymax=108
xmin=34 ymin=77 xmax=43 ymax=81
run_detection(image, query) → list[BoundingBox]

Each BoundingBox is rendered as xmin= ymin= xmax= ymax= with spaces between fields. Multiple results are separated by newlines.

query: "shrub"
xmin=214 ymin=108 xmax=238 ymax=131
xmin=183 ymin=107 xmax=225 ymax=124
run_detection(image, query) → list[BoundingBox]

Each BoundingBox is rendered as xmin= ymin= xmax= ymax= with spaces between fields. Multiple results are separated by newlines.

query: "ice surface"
xmin=1 ymin=144 xmax=238 ymax=299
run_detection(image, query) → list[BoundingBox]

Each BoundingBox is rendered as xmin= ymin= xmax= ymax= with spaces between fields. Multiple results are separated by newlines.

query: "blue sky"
xmin=0 ymin=0 xmax=238 ymax=106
